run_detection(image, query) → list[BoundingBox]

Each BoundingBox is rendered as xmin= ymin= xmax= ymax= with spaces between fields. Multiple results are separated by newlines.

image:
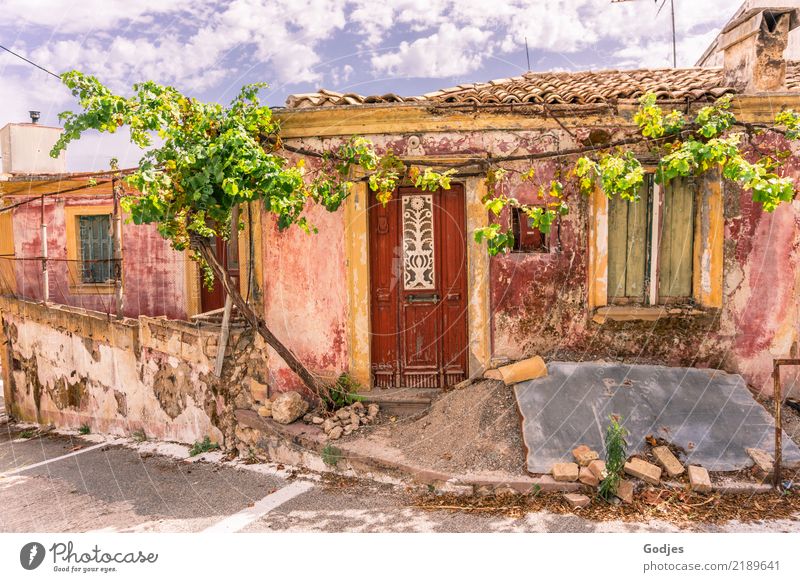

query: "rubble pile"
xmin=553 ymin=443 xmax=714 ymax=509
xmin=302 ymin=401 xmax=380 ymax=440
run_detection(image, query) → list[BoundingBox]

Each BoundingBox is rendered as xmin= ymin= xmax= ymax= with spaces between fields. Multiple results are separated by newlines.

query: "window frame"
xmin=65 ymin=205 xmax=120 ymax=295
xmin=588 ymin=172 xmax=724 ymax=320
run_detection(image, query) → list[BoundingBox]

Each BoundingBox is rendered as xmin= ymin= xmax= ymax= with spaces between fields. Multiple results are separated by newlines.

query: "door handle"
xmin=407 ymin=294 xmax=440 ymax=303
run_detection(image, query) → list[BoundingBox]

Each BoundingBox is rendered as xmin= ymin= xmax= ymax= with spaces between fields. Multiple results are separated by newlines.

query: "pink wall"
xmin=260 ymin=200 xmax=349 ymax=393
xmin=11 ymin=195 xmax=187 ymax=320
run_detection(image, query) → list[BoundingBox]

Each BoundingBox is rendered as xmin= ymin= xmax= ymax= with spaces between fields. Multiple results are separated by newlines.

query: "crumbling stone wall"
xmin=0 ymin=296 xmax=268 ymax=446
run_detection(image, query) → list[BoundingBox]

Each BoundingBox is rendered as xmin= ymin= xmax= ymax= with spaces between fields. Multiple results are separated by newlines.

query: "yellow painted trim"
xmin=344 ymin=181 xmax=371 ymax=387
xmin=183 ymin=251 xmax=201 ymax=317
xmin=466 ymin=177 xmax=492 ymax=375
xmin=0 ymin=211 xmax=16 ymax=295
xmin=694 ymin=176 xmax=724 ymax=308
xmin=276 ymin=95 xmax=800 ymax=139
xmin=588 ymin=186 xmax=608 ymax=310
xmin=64 ymin=204 xmax=117 ymax=295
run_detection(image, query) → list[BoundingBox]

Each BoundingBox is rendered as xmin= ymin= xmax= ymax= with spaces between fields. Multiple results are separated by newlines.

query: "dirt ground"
xmin=386 ymin=379 xmax=528 ymax=476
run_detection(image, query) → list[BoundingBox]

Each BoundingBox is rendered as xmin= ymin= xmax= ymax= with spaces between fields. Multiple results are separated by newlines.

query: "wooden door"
xmin=369 ymin=185 xmax=468 ymax=388
xmin=199 ymin=236 xmax=240 ymax=312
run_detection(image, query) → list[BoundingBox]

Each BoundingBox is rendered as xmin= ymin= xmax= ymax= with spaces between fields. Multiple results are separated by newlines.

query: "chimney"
xmin=720 ymin=4 xmax=800 ymax=92
xmin=0 ymin=119 xmax=66 ymax=175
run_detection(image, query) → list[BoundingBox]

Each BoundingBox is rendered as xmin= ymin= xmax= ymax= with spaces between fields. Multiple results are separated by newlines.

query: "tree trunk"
xmin=191 ymin=235 xmax=327 ymax=398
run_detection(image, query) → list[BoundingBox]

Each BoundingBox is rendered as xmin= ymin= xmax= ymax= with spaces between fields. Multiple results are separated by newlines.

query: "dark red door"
xmin=199 ymin=236 xmax=240 ymax=312
xmin=369 ymin=185 xmax=468 ymax=388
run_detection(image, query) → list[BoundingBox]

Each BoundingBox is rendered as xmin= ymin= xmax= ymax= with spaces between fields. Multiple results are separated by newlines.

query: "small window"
xmin=78 ymin=214 xmax=113 ymax=284
xmin=511 ymin=207 xmax=549 ymax=253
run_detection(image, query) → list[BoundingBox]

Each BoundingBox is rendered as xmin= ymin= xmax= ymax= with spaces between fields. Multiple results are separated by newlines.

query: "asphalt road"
xmin=1 ymin=416 xmax=799 ymax=533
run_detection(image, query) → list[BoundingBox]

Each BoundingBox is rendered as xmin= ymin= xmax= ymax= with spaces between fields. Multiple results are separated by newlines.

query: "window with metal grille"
xmin=78 ymin=214 xmax=112 ymax=284
xmin=607 ymin=176 xmax=695 ymax=305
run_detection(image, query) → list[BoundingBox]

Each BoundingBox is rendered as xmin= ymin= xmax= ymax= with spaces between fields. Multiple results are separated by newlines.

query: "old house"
xmin=1 ymin=2 xmax=800 ymax=446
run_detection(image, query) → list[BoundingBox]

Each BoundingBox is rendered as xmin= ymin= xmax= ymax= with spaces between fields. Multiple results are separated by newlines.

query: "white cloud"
xmin=371 ymin=23 xmax=491 ymax=77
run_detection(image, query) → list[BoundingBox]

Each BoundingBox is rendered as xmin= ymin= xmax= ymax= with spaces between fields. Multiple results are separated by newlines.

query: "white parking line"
xmin=0 ymin=441 xmax=109 ymax=478
xmin=203 ymin=480 xmax=314 ymax=533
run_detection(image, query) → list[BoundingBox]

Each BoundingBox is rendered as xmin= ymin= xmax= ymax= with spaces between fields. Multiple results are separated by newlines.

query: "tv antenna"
xmin=612 ymin=0 xmax=677 ymax=68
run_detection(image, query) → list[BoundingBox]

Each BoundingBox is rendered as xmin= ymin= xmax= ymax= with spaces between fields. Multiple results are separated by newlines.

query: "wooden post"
xmin=773 ymin=362 xmax=782 ymax=488
xmin=111 ymin=176 xmax=124 ymax=319
xmin=213 ymin=205 xmax=238 ymax=378
xmin=40 ymin=194 xmax=48 ymax=303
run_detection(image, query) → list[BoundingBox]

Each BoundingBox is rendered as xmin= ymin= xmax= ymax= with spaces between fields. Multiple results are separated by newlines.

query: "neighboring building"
xmin=0 ymin=121 xmax=191 ymax=320
xmin=697 ymin=0 xmax=800 ymax=70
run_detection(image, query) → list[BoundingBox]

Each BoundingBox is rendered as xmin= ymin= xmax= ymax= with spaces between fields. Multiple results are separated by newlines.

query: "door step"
xmin=357 ymin=387 xmax=440 ymax=418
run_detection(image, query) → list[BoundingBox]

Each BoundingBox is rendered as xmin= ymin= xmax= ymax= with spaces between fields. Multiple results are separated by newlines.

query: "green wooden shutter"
xmin=607 ymin=179 xmax=651 ymax=302
xmin=79 ymin=215 xmax=112 ymax=283
xmin=658 ymin=179 xmax=695 ymax=300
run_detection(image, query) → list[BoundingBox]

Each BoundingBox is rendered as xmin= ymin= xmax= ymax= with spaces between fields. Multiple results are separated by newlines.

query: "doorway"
xmin=199 ymin=236 xmax=240 ymax=312
xmin=368 ymin=184 xmax=468 ymax=388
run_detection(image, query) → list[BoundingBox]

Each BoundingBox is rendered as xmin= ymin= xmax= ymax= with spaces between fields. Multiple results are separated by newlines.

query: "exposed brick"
xmin=552 ymin=462 xmax=579 ymax=482
xmin=688 ymin=465 xmax=712 ymax=493
xmin=652 ymin=446 xmax=685 ymax=477
xmin=588 ymin=459 xmax=607 ymax=480
xmin=564 ymin=493 xmax=591 ymax=508
xmin=572 ymin=444 xmax=599 ymax=466
xmin=624 ymin=458 xmax=662 ymax=485
xmin=745 ymin=448 xmax=774 ymax=477
xmin=579 ymin=466 xmax=600 ymax=487
xmin=616 ymin=479 xmax=635 ymax=504
xmin=249 ymin=378 xmax=269 ymax=404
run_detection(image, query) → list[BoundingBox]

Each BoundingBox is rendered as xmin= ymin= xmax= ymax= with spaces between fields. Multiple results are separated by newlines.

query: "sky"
xmin=0 ymin=0 xmax=743 ymax=171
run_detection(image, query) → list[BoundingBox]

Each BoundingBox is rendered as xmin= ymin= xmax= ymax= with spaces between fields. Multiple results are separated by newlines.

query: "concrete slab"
xmin=514 ymin=362 xmax=800 ymax=473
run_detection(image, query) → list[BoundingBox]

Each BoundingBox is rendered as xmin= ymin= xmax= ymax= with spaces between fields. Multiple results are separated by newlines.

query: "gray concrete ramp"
xmin=514 ymin=362 xmax=800 ymax=473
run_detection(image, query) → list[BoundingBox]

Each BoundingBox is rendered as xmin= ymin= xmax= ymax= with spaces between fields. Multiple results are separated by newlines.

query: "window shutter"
xmin=658 ymin=179 xmax=695 ymax=300
xmin=78 ymin=214 xmax=112 ymax=283
xmin=607 ymin=180 xmax=650 ymax=302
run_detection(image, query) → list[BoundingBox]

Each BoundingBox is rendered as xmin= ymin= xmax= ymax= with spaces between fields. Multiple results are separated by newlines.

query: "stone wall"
xmin=0 ymin=296 xmax=269 ymax=446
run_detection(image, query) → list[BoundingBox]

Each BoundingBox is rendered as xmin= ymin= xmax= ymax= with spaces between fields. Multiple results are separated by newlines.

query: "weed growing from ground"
xmin=321 ymin=444 xmax=343 ymax=466
xmin=78 ymin=424 xmax=91 ymax=435
xmin=598 ymin=415 xmax=628 ymax=501
xmin=189 ymin=436 xmax=220 ymax=456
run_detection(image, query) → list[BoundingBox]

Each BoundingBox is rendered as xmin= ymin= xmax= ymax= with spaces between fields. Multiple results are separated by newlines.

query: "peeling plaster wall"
xmin=11 ymin=195 xmax=188 ymax=319
xmin=0 ymin=297 xmax=267 ymax=444
xmin=260 ymin=193 xmax=349 ymax=392
xmin=272 ymin=126 xmax=800 ymax=396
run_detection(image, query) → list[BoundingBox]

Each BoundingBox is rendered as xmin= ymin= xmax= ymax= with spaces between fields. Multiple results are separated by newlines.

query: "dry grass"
xmin=413 ymin=488 xmax=800 ymax=526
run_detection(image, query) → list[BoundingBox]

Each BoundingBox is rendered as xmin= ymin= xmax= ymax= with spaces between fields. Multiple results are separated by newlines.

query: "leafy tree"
xmin=51 ymin=72 xmax=384 ymax=396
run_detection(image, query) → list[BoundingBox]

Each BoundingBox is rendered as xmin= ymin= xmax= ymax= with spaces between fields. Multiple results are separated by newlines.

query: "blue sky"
xmin=0 ymin=0 xmax=742 ymax=170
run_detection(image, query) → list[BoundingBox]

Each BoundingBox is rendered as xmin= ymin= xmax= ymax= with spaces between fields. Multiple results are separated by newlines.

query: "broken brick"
xmin=687 ymin=465 xmax=712 ymax=493
xmin=745 ymin=448 xmax=774 ymax=477
xmin=564 ymin=493 xmax=591 ymax=508
xmin=652 ymin=446 xmax=685 ymax=477
xmin=587 ymin=459 xmax=607 ymax=480
xmin=624 ymin=458 xmax=662 ymax=485
xmin=552 ymin=462 xmax=579 ymax=482
xmin=572 ymin=445 xmax=599 ymax=466
xmin=616 ymin=479 xmax=635 ymax=504
xmin=579 ymin=466 xmax=600 ymax=487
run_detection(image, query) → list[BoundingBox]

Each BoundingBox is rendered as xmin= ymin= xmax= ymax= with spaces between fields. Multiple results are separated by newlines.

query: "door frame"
xmin=348 ymin=176 xmax=491 ymax=389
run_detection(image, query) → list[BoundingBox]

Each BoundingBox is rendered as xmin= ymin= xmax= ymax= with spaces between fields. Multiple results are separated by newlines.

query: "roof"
xmin=285 ymin=63 xmax=800 ymax=110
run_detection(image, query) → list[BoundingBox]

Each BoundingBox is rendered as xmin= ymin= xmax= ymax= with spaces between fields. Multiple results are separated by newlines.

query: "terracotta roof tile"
xmin=285 ymin=63 xmax=800 ymax=109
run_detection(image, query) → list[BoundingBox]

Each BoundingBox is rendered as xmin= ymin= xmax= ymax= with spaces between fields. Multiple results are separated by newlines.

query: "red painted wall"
xmin=10 ymin=195 xmax=187 ymax=320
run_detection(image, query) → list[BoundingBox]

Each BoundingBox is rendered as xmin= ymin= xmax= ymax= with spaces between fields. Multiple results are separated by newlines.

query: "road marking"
xmin=0 ymin=441 xmax=109 ymax=477
xmin=203 ymin=480 xmax=314 ymax=533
